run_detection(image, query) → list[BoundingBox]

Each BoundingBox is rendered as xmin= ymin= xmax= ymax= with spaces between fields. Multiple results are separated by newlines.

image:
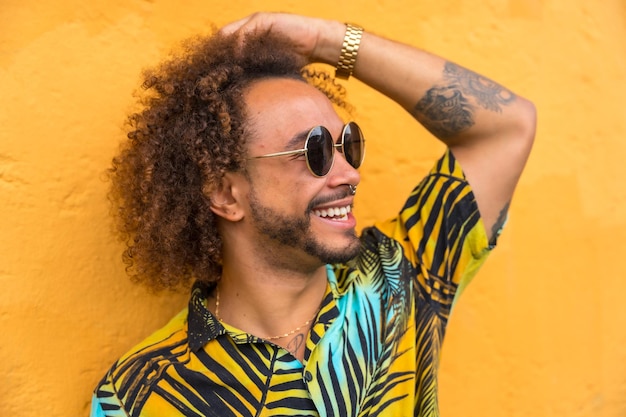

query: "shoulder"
xmin=93 ymin=308 xmax=191 ymax=407
xmin=116 ymin=307 xmax=190 ymax=366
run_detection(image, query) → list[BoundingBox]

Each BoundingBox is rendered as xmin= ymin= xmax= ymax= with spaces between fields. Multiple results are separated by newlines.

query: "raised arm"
xmin=221 ymin=13 xmax=536 ymax=242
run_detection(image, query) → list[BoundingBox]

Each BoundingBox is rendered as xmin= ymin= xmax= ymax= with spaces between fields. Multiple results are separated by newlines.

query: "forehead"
xmin=243 ymin=78 xmax=343 ymax=150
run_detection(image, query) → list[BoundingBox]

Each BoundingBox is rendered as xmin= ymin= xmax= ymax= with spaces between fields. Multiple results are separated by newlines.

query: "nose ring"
xmin=348 ymin=185 xmax=357 ymax=195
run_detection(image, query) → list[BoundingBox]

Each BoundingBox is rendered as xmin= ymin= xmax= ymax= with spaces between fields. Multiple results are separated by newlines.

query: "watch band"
xmin=335 ymin=23 xmax=364 ymax=80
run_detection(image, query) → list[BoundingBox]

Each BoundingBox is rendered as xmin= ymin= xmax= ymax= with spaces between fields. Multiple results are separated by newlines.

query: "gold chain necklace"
xmin=214 ymin=287 xmax=316 ymax=341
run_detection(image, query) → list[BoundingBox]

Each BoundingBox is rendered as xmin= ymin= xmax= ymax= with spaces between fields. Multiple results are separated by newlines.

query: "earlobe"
xmin=208 ymin=173 xmax=245 ymax=222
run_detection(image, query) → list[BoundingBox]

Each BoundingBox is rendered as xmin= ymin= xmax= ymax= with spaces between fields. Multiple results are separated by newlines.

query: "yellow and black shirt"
xmin=91 ymin=151 xmax=492 ymax=417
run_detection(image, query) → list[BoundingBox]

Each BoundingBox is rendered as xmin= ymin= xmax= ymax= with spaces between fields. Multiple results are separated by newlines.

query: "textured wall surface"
xmin=1 ymin=1 xmax=625 ymax=416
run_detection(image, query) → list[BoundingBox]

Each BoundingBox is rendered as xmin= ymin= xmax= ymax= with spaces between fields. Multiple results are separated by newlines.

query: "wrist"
xmin=310 ymin=20 xmax=349 ymax=66
xmin=335 ymin=23 xmax=363 ymax=80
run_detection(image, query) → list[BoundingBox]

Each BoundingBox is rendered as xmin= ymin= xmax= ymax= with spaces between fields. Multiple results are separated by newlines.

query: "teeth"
xmin=313 ymin=205 xmax=351 ymax=219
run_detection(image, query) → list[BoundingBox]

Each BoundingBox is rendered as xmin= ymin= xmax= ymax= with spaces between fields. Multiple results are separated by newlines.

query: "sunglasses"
xmin=250 ymin=122 xmax=365 ymax=177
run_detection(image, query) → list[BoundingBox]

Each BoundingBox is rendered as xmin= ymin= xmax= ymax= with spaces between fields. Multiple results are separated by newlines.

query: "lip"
xmin=310 ymin=199 xmax=356 ymax=228
xmin=312 ymin=210 xmax=357 ymax=229
xmin=311 ymin=197 xmax=354 ymax=213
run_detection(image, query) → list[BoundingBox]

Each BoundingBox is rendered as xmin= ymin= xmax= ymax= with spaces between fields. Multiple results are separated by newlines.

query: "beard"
xmin=248 ymin=188 xmax=360 ymax=265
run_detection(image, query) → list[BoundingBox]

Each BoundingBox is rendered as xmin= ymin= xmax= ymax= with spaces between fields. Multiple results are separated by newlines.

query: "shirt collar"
xmin=325 ymin=264 xmax=342 ymax=298
xmin=188 ymin=281 xmax=226 ymax=351
xmin=187 ymin=265 xmax=347 ymax=352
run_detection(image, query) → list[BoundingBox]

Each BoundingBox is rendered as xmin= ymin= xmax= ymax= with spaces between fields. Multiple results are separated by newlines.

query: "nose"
xmin=327 ymin=146 xmax=361 ymax=189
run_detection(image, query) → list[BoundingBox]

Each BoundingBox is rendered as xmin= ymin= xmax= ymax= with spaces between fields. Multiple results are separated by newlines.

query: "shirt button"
xmin=304 ymin=371 xmax=313 ymax=382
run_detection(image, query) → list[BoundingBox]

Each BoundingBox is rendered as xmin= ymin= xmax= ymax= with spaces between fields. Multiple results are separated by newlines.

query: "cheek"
xmin=251 ymin=163 xmax=313 ymax=195
xmin=247 ymin=162 xmax=325 ymax=212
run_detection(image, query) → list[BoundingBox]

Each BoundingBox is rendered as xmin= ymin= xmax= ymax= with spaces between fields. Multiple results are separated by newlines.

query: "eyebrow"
xmin=283 ymin=128 xmax=313 ymax=150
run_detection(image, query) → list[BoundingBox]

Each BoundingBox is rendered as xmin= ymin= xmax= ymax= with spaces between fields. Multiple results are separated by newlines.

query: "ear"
xmin=207 ymin=173 xmax=245 ymax=222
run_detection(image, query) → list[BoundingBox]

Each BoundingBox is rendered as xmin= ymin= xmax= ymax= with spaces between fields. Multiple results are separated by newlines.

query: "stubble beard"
xmin=248 ymin=189 xmax=360 ymax=265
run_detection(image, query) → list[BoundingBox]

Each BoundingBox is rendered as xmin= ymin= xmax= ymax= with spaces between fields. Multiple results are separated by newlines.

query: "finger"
xmin=219 ymin=15 xmax=254 ymax=36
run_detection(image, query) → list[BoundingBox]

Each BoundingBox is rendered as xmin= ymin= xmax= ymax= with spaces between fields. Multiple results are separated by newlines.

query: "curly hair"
xmin=108 ymin=29 xmax=350 ymax=291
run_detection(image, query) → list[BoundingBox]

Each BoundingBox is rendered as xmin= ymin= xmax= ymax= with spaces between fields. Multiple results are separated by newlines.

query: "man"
xmin=91 ymin=12 xmax=535 ymax=417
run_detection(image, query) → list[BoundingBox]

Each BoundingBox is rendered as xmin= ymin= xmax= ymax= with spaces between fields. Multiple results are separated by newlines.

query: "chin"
xmin=308 ymin=233 xmax=361 ymax=265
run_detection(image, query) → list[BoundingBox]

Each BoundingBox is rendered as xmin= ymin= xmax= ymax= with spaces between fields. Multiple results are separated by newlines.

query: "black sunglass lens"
xmin=343 ymin=122 xmax=364 ymax=169
xmin=306 ymin=126 xmax=334 ymax=176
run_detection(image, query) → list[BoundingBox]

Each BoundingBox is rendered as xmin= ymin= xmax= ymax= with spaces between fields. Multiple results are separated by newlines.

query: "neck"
xmin=213 ymin=220 xmax=330 ymax=359
xmin=211 ymin=259 xmax=328 ymax=358
xmin=216 ymin=260 xmax=327 ymax=321
xmin=214 ymin=286 xmax=318 ymax=341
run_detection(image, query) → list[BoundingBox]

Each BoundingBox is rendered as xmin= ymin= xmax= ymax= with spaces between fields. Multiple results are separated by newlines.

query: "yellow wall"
xmin=1 ymin=1 xmax=625 ymax=416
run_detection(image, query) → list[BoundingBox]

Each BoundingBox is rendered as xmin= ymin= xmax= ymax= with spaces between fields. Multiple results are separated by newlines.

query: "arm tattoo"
xmin=443 ymin=62 xmax=516 ymax=112
xmin=414 ymin=84 xmax=475 ymax=138
xmin=490 ymin=201 xmax=510 ymax=245
xmin=413 ymin=62 xmax=516 ymax=138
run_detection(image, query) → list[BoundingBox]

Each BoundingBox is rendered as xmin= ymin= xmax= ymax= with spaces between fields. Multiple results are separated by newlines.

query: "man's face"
xmin=242 ymin=77 xmax=361 ymax=267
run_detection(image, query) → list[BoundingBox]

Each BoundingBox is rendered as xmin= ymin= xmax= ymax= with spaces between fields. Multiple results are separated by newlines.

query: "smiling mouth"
xmin=312 ymin=205 xmax=352 ymax=221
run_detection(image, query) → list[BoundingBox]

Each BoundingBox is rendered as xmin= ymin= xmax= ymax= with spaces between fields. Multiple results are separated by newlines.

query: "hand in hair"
xmin=220 ymin=12 xmax=347 ymax=66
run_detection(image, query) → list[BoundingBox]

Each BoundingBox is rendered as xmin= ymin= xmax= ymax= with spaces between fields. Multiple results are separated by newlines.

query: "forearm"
xmin=315 ymin=22 xmax=536 ymax=239
xmin=314 ymin=22 xmax=534 ymax=148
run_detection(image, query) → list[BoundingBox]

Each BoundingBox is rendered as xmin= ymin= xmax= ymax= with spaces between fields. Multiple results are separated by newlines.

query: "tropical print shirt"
xmin=91 ymin=151 xmax=492 ymax=417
